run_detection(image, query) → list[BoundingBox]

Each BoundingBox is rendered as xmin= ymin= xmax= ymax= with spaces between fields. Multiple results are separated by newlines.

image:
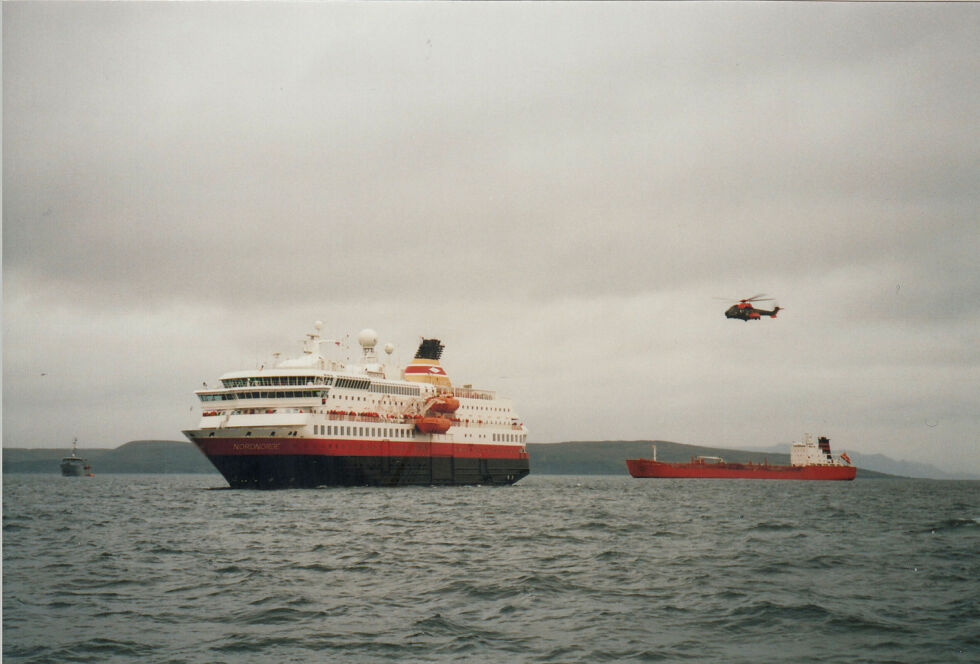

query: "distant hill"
xmin=2 ymin=438 xmax=910 ymax=479
xmin=3 ymin=440 xmax=217 ymax=475
xmin=843 ymin=451 xmax=978 ymax=481
xmin=99 ymin=440 xmax=218 ymax=474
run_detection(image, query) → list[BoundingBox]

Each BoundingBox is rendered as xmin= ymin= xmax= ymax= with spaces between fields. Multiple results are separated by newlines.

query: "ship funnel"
xmin=403 ymin=338 xmax=451 ymax=387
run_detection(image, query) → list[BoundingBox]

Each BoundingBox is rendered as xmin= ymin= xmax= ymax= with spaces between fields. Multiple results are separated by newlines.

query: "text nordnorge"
xmin=233 ymin=442 xmax=281 ymax=451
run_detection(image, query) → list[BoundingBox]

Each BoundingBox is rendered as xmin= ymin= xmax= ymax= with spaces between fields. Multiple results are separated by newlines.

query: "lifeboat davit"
xmin=415 ymin=417 xmax=452 ymax=434
xmin=428 ymin=396 xmax=460 ymax=414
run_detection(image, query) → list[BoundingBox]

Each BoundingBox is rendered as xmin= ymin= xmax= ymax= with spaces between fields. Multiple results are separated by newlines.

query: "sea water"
xmin=3 ymin=474 xmax=978 ymax=663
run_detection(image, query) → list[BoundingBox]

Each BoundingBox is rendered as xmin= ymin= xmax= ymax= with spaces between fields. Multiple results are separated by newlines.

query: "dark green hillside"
xmin=528 ymin=440 xmax=787 ymax=475
xmin=3 ymin=447 xmax=111 ymax=474
xmin=3 ymin=441 xmax=216 ymax=475
xmin=96 ymin=440 xmax=215 ymax=474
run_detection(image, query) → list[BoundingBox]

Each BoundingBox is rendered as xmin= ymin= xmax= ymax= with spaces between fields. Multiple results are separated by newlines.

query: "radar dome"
xmin=384 ymin=343 xmax=395 ymax=355
xmin=358 ymin=328 xmax=378 ymax=348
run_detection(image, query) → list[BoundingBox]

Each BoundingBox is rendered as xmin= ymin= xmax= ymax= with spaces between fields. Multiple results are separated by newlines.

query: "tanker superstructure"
xmin=183 ymin=323 xmax=529 ymax=488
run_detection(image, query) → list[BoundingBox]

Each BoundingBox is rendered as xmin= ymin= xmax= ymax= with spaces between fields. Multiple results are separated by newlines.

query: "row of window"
xmin=370 ymin=382 xmax=421 ymax=396
xmin=336 ymin=377 xmax=371 ymax=390
xmin=493 ymin=433 xmax=526 ymax=443
xmin=222 ymin=376 xmax=324 ymax=388
xmin=200 ymin=389 xmax=328 ymax=402
xmin=313 ymin=424 xmax=413 ymax=439
xmin=467 ymin=405 xmax=515 ymax=414
xmin=217 ymin=374 xmax=423 ymax=396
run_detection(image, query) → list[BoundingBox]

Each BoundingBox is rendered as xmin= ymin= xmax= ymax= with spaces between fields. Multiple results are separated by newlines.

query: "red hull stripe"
xmin=626 ymin=460 xmax=856 ymax=480
xmin=404 ymin=365 xmax=446 ymax=375
xmin=192 ymin=437 xmax=528 ymax=460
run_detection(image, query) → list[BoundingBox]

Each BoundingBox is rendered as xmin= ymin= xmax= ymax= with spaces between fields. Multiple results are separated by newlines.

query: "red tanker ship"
xmin=626 ymin=434 xmax=856 ymax=481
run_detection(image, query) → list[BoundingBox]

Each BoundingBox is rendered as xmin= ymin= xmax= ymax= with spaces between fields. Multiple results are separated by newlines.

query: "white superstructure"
xmin=192 ymin=322 xmax=528 ymax=449
xmin=791 ymin=433 xmax=851 ymax=467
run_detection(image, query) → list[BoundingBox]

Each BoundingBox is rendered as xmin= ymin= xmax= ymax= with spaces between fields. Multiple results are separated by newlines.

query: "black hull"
xmin=205 ymin=454 xmax=530 ymax=489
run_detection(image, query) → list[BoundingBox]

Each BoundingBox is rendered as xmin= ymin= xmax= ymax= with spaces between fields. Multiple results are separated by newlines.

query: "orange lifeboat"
xmin=428 ymin=396 xmax=460 ymax=414
xmin=415 ymin=417 xmax=452 ymax=434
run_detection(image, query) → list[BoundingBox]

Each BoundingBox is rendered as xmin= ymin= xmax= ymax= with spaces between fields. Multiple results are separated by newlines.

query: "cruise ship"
xmin=183 ymin=323 xmax=530 ymax=488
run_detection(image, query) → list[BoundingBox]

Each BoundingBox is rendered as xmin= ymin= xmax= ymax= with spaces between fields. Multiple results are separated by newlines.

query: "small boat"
xmin=60 ymin=438 xmax=93 ymax=477
xmin=626 ymin=434 xmax=856 ymax=481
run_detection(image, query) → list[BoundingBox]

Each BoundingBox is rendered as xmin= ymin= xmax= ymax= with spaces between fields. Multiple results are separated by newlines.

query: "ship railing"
xmin=325 ymin=411 xmax=402 ymax=423
xmin=226 ymin=407 xmax=312 ymax=416
xmin=450 ymin=387 xmax=496 ymax=401
xmin=322 ymin=409 xmax=524 ymax=430
xmin=452 ymin=418 xmax=524 ymax=429
xmin=204 ymin=408 xmax=525 ymax=431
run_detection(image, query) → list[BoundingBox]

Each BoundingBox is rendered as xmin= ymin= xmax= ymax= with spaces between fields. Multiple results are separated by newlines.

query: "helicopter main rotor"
xmin=713 ymin=294 xmax=774 ymax=304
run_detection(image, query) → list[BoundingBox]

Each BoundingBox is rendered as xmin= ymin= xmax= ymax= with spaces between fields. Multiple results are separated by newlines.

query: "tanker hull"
xmin=626 ymin=459 xmax=856 ymax=481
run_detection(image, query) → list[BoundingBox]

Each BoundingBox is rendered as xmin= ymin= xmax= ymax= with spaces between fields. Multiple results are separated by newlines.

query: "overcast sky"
xmin=3 ymin=2 xmax=978 ymax=475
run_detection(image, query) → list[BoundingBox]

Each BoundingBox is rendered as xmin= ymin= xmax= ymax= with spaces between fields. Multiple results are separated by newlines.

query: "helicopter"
xmin=721 ymin=295 xmax=782 ymax=321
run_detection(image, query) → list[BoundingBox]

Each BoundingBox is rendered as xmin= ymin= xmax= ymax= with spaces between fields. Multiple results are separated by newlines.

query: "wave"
xmin=408 ymin=613 xmax=530 ymax=656
xmin=208 ymin=632 xmax=308 ymax=654
xmin=749 ymin=521 xmax=798 ymax=532
xmin=917 ymin=517 xmax=980 ymax=533
xmin=12 ymin=637 xmax=158 ymax=662
xmin=724 ymin=600 xmax=835 ymax=630
xmin=234 ymin=606 xmax=332 ymax=625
